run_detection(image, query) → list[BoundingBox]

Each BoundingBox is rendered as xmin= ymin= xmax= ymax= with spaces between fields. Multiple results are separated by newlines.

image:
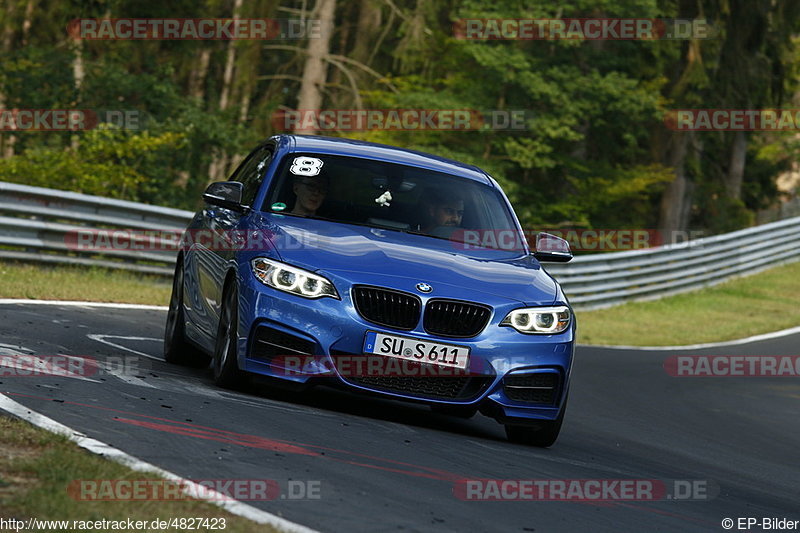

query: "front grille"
xmin=423 ymin=299 xmax=491 ymax=338
xmin=348 ymin=375 xmax=489 ymax=400
xmin=503 ymin=372 xmax=559 ymax=404
xmin=250 ymin=326 xmax=315 ymax=361
xmin=352 ymin=286 xmax=421 ymax=330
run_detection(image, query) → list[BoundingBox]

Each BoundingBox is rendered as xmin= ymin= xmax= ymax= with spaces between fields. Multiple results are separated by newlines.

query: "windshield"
xmin=263 ymin=153 xmax=520 ymax=247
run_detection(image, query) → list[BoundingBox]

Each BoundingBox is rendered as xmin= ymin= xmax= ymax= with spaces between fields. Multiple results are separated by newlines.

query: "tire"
xmin=212 ymin=282 xmax=246 ymax=388
xmin=164 ymin=261 xmax=210 ymax=367
xmin=504 ymin=392 xmax=568 ymax=448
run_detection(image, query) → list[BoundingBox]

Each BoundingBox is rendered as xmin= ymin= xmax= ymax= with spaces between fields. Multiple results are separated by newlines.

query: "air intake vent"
xmin=250 ymin=326 xmax=315 ymax=361
xmin=503 ymin=372 xmax=560 ymax=405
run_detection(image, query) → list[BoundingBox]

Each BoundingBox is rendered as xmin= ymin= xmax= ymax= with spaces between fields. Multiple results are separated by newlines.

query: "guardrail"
xmin=1 ymin=181 xmax=798 ymax=308
xmin=0 ymin=182 xmax=193 ymax=276
xmin=544 ymin=216 xmax=800 ymax=309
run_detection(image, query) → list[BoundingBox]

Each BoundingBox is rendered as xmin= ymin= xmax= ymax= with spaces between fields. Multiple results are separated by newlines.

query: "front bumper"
xmin=237 ymin=271 xmax=574 ymax=423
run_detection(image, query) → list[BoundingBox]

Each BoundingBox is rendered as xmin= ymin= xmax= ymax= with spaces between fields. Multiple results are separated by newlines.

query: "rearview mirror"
xmin=203 ymin=181 xmax=248 ymax=212
xmin=532 ymin=232 xmax=573 ymax=263
xmin=371 ymin=176 xmax=416 ymax=192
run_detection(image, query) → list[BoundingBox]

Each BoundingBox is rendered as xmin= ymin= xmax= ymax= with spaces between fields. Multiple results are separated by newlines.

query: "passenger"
xmin=291 ymin=175 xmax=329 ymax=216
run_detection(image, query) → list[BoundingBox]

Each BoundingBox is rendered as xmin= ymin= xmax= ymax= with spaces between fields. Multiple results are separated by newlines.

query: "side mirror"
xmin=532 ymin=232 xmax=572 ymax=263
xmin=203 ymin=181 xmax=248 ymax=212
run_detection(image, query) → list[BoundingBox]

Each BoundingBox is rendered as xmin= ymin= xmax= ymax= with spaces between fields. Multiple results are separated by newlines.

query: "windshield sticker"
xmin=271 ymin=202 xmax=287 ymax=212
xmin=290 ymin=156 xmax=324 ymax=176
xmin=375 ymin=190 xmax=392 ymax=207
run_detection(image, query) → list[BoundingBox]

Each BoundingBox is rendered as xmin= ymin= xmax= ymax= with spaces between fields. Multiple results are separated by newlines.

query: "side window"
xmin=230 ymin=145 xmax=273 ymax=207
xmin=228 ymin=148 xmax=259 ymax=183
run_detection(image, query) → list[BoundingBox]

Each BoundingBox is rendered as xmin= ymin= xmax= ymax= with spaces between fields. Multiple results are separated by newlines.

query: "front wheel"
xmin=212 ymin=282 xmax=246 ymax=388
xmin=164 ymin=261 xmax=209 ymax=367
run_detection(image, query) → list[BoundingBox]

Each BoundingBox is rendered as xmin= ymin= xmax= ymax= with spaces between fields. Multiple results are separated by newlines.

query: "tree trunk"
xmin=21 ymin=0 xmax=34 ymax=45
xmin=350 ymin=0 xmax=382 ymax=65
xmin=295 ymin=0 xmax=337 ymax=134
xmin=658 ymin=132 xmax=692 ymax=243
xmin=2 ymin=0 xmax=13 ymax=51
xmin=188 ymin=48 xmax=211 ymax=101
xmin=239 ymin=82 xmax=251 ymax=123
xmin=725 ymin=131 xmax=747 ymax=200
xmin=207 ymin=0 xmax=243 ymax=182
xmin=70 ymin=39 xmax=85 ymax=150
xmin=1 ymin=0 xmax=15 ymax=158
xmin=330 ymin=0 xmax=380 ymax=107
xmin=327 ymin=1 xmax=351 ymax=106
xmin=218 ymin=0 xmax=242 ymax=112
xmin=72 ymin=40 xmax=85 ymax=91
xmin=0 ymin=91 xmax=14 ymax=158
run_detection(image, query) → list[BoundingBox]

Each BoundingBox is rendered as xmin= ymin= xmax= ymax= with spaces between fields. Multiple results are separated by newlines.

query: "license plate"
xmin=363 ymin=331 xmax=470 ymax=369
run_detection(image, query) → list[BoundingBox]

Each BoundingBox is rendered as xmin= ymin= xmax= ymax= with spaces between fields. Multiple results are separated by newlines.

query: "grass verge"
xmin=0 ymin=261 xmax=171 ymax=305
xmin=0 ymin=415 xmax=277 ymax=531
xmin=576 ymin=260 xmax=800 ymax=346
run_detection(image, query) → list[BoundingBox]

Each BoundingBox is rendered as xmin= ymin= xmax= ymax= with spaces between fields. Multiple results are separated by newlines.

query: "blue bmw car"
xmin=164 ymin=134 xmax=575 ymax=447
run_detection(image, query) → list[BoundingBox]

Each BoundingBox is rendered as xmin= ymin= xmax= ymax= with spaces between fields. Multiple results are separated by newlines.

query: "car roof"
xmin=270 ymin=134 xmax=492 ymax=185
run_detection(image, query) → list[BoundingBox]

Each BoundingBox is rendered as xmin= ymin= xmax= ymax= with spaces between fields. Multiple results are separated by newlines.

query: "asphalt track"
xmin=1 ymin=302 xmax=798 ymax=532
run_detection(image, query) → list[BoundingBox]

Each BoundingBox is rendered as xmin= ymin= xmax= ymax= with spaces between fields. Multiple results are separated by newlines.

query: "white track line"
xmin=0 ymin=356 xmax=101 ymax=383
xmin=0 ymin=394 xmax=318 ymax=533
xmin=0 ymin=299 xmax=168 ymax=310
xmin=579 ymin=325 xmax=800 ymax=351
xmin=87 ymin=334 xmax=165 ymax=362
xmin=2 ymin=298 xmax=797 ymax=350
xmin=0 ymin=344 xmax=101 ymax=383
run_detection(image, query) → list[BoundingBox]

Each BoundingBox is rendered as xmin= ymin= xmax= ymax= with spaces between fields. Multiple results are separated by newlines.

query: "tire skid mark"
xmin=7 ymin=391 xmax=469 ymax=484
xmin=115 ymin=417 xmax=319 ymax=456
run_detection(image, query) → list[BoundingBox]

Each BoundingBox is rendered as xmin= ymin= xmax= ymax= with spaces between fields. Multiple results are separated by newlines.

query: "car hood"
xmin=253 ymin=214 xmax=558 ymax=305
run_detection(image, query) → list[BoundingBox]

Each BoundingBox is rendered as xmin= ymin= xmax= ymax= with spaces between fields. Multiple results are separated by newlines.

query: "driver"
xmin=421 ymin=190 xmax=464 ymax=233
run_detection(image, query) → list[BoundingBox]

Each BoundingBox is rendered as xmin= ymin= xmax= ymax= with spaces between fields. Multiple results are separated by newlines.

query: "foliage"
xmin=0 ymin=0 xmax=798 ymax=234
xmin=0 ymin=125 xmax=185 ymax=201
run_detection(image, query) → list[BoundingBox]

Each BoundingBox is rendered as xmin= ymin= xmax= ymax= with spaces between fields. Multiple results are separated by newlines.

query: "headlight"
xmin=500 ymin=306 xmax=571 ymax=334
xmin=251 ymin=258 xmax=339 ymax=299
